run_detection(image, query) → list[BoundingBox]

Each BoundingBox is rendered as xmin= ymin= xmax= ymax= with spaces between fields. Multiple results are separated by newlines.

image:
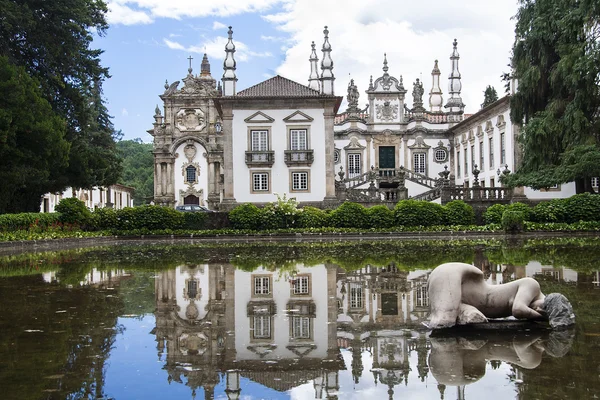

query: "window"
xmin=252 ymin=172 xmax=269 ymax=192
xmin=500 ymin=132 xmax=506 ymax=164
xmin=334 ymin=149 xmax=341 ymax=164
xmin=292 ymin=316 xmax=311 ymax=339
xmin=489 ymin=137 xmax=494 ymax=169
xmin=185 ymin=165 xmax=197 ymax=183
xmin=254 ymin=276 xmax=271 ymax=295
xmin=490 ymin=178 xmax=495 ymax=188
xmin=290 ymin=129 xmax=307 ymax=150
xmin=252 ymin=315 xmax=271 ymax=339
xmin=434 ymin=149 xmax=447 ymax=162
xmin=293 ymin=275 xmax=310 ymax=295
xmin=413 ymin=152 xmax=426 ymax=174
xmin=348 ymin=153 xmax=361 ymax=178
xmin=251 ymin=130 xmax=269 ymax=162
xmin=350 ymin=283 xmax=363 ymax=309
xmin=291 ymin=171 xmax=309 ymax=191
xmin=464 ymin=149 xmax=469 ymax=177
xmin=470 ymin=145 xmax=475 ymax=169
xmin=415 ymin=285 xmax=428 ymax=307
xmin=187 ymin=280 xmax=199 ymax=299
xmin=456 ymin=150 xmax=461 ymax=178
xmin=592 ymin=177 xmax=599 ymax=188
xmin=479 ymin=141 xmax=484 ymax=169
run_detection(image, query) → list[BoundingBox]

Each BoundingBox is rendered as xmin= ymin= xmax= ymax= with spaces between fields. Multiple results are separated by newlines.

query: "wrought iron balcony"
xmin=284 ymin=149 xmax=314 ymax=166
xmin=245 ymin=151 xmax=275 ymax=167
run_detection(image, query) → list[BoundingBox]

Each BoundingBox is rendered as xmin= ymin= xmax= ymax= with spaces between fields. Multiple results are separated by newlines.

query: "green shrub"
xmin=115 ymin=205 xmax=184 ymax=230
xmin=532 ymin=199 xmax=568 ymax=223
xmin=297 ymin=206 xmax=329 ymax=228
xmin=483 ymin=204 xmax=506 ymax=224
xmin=394 ymin=200 xmax=444 ymax=227
xmin=0 ymin=212 xmax=61 ymax=231
xmin=501 ymin=210 xmax=525 ymax=233
xmin=55 ymin=198 xmax=91 ymax=225
xmin=506 ymin=202 xmax=533 ymax=221
xmin=367 ymin=205 xmax=395 ymax=228
xmin=329 ymin=202 xmax=369 ymax=228
xmin=443 ymin=200 xmax=475 ymax=225
xmin=564 ymin=193 xmax=600 ymax=223
xmin=259 ymin=194 xmax=300 ymax=229
xmin=183 ymin=212 xmax=207 ymax=230
xmin=229 ymin=203 xmax=262 ymax=230
xmin=91 ymin=207 xmax=117 ymax=230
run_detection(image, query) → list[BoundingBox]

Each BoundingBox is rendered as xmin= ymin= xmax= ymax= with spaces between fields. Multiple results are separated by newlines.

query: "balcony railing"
xmin=284 ymin=150 xmax=314 ymax=166
xmin=245 ymin=151 xmax=275 ymax=167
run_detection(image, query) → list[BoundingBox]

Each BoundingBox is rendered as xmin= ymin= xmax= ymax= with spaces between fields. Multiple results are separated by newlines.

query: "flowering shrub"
xmin=260 ymin=193 xmax=300 ymax=229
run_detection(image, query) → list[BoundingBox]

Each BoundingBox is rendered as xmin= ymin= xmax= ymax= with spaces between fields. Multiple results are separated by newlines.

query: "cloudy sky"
xmin=96 ymin=0 xmax=519 ymax=141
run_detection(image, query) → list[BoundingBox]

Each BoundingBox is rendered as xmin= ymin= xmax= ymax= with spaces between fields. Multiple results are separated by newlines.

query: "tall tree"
xmin=0 ymin=57 xmax=70 ymax=213
xmin=481 ymin=85 xmax=499 ymax=108
xmin=0 ymin=0 xmax=121 ymax=211
xmin=116 ymin=139 xmax=154 ymax=205
xmin=505 ymin=0 xmax=600 ymax=192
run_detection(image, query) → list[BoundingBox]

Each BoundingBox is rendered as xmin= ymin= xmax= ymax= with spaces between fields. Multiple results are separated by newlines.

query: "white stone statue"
xmin=426 ymin=262 xmax=575 ymax=330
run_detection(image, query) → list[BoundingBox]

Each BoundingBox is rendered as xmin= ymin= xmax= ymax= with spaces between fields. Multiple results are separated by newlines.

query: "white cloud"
xmin=107 ymin=0 xmax=284 ymax=24
xmin=213 ymin=21 xmax=227 ymax=30
xmin=121 ymin=108 xmax=129 ymax=116
xmin=163 ymin=36 xmax=272 ymax=62
xmin=262 ymin=0 xmax=517 ymax=114
xmin=169 ymin=33 xmax=182 ymax=38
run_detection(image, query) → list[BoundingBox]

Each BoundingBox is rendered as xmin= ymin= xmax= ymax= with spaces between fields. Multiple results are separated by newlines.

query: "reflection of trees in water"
xmin=0 ymin=275 xmax=124 ymax=399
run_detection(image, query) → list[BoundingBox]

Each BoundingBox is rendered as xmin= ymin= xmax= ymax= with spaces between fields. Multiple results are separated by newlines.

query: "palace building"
xmin=149 ymin=26 xmax=575 ymax=210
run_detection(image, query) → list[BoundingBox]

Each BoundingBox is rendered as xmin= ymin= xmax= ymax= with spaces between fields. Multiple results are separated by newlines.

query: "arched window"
xmin=185 ymin=165 xmax=197 ymax=183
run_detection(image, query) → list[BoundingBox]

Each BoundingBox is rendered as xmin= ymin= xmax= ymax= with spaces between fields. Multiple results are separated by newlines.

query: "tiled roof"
xmin=236 ymin=75 xmax=323 ymax=97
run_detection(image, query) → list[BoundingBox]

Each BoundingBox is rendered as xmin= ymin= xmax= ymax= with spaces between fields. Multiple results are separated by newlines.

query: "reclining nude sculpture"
xmin=426 ymin=262 xmax=575 ymax=330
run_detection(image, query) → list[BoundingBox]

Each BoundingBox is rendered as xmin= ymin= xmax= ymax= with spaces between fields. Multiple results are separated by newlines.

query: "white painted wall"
xmin=173 ymin=141 xmax=209 ymax=206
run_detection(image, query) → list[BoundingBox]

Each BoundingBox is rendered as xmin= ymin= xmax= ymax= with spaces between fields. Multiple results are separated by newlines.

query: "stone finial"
xmin=320 ymin=25 xmax=334 ymax=95
xmin=308 ymin=41 xmax=320 ymax=91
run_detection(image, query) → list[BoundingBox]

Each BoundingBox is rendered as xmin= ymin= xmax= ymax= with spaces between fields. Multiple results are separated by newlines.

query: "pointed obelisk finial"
xmin=320 ymin=26 xmax=334 ymax=95
xmin=222 ymin=26 xmax=237 ymax=96
xmin=308 ymin=41 xmax=320 ymax=91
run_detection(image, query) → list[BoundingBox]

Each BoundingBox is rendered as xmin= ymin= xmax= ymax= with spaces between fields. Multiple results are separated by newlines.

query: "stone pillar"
xmin=366 ymin=136 xmax=372 ymax=170
xmin=403 ymin=137 xmax=409 ymax=169
xmin=166 ymin=161 xmax=173 ymax=196
xmin=155 ymin=162 xmax=162 ymax=196
xmin=221 ymin=106 xmax=236 ymax=207
xmin=323 ymin=104 xmax=337 ymax=202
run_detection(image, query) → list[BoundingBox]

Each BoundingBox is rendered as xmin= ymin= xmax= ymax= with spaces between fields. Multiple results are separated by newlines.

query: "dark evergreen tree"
xmin=505 ymin=0 xmax=600 ymax=192
xmin=481 ymin=85 xmax=499 ymax=108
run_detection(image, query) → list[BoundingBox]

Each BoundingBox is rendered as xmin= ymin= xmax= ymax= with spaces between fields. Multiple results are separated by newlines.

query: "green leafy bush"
xmin=443 ymin=200 xmax=475 ymax=225
xmin=506 ymin=202 xmax=533 ymax=221
xmin=0 ymin=212 xmax=61 ymax=231
xmin=501 ymin=210 xmax=525 ymax=233
xmin=483 ymin=204 xmax=506 ymax=224
xmin=114 ymin=205 xmax=184 ymax=230
xmin=260 ymin=194 xmax=300 ymax=229
xmin=394 ymin=200 xmax=444 ymax=227
xmin=183 ymin=212 xmax=207 ymax=230
xmin=532 ymin=199 xmax=568 ymax=223
xmin=91 ymin=207 xmax=117 ymax=230
xmin=55 ymin=198 xmax=91 ymax=225
xmin=367 ymin=205 xmax=395 ymax=228
xmin=564 ymin=193 xmax=600 ymax=223
xmin=229 ymin=203 xmax=262 ymax=230
xmin=297 ymin=206 xmax=329 ymax=228
xmin=330 ymin=202 xmax=369 ymax=228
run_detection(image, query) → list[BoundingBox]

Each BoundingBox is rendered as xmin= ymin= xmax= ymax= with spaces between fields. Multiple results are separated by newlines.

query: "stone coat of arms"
xmin=376 ymin=101 xmax=399 ymax=122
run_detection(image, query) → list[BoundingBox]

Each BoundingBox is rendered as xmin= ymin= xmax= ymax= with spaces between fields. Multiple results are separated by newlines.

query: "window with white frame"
xmin=292 ymin=316 xmax=311 ymax=339
xmin=413 ymin=152 xmax=426 ymax=174
xmin=457 ymin=150 xmax=461 ymax=178
xmin=252 ymin=315 xmax=271 ymax=339
xmin=592 ymin=177 xmax=599 ymax=188
xmin=251 ymin=130 xmax=269 ymax=162
xmin=254 ymin=276 xmax=271 ymax=295
xmin=291 ymin=171 xmax=308 ymax=191
xmin=185 ymin=165 xmax=197 ymax=183
xmin=293 ymin=275 xmax=310 ymax=295
xmin=348 ymin=153 xmax=361 ymax=178
xmin=415 ymin=285 xmax=428 ymax=307
xmin=350 ymin=283 xmax=363 ymax=309
xmin=489 ymin=137 xmax=494 ymax=169
xmin=252 ymin=172 xmax=269 ymax=192
xmin=434 ymin=149 xmax=447 ymax=163
xmin=500 ymin=132 xmax=506 ymax=164
xmin=290 ymin=129 xmax=308 ymax=150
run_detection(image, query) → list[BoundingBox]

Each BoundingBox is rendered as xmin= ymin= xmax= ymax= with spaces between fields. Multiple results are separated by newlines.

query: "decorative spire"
xmin=399 ymin=75 xmax=404 ymax=90
xmin=154 ymin=104 xmax=161 ymax=116
xmin=429 ymin=59 xmax=443 ymax=112
xmin=164 ymin=79 xmax=169 ymax=90
xmin=320 ymin=26 xmax=334 ymax=95
xmin=222 ymin=26 xmax=237 ymax=96
xmin=187 ymin=55 xmax=193 ymax=75
xmin=383 ymin=53 xmax=389 ymax=74
xmin=308 ymin=41 xmax=320 ymax=91
xmin=200 ymin=53 xmax=211 ymax=77
xmin=445 ymin=39 xmax=464 ymax=113
xmin=368 ymin=75 xmax=374 ymax=90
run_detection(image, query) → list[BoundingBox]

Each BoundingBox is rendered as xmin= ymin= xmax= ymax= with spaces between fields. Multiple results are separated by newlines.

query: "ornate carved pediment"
xmin=485 ymin=120 xmax=493 ymax=132
xmin=496 ymin=114 xmax=506 ymax=128
xmin=373 ymin=130 xmax=400 ymax=145
xmin=476 ymin=126 xmax=484 ymax=138
xmin=176 ymin=109 xmax=206 ymax=132
xmin=283 ymin=110 xmax=314 ymax=123
xmin=344 ymin=136 xmax=366 ymax=150
xmin=375 ymin=100 xmax=399 ymax=121
xmin=179 ymin=187 xmax=204 ymax=205
xmin=408 ymin=136 xmax=431 ymax=150
xmin=244 ymin=111 xmax=275 ymax=123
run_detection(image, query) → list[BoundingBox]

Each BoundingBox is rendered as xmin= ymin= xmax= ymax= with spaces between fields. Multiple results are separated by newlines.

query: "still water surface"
xmin=0 ymin=239 xmax=599 ymax=399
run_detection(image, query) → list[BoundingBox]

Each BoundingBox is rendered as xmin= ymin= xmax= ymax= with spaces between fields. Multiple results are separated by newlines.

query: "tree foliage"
xmin=0 ymin=0 xmax=121 ymax=211
xmin=0 ymin=57 xmax=70 ymax=213
xmin=481 ymin=85 xmax=499 ymax=108
xmin=117 ymin=139 xmax=154 ymax=205
xmin=506 ymin=0 xmax=600 ymax=191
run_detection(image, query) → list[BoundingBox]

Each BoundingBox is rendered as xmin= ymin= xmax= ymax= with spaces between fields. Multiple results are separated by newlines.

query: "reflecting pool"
xmin=0 ymin=239 xmax=599 ymax=399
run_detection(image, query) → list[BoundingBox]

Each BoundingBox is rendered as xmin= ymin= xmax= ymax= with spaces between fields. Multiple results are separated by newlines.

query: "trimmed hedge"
xmin=112 ymin=205 xmax=184 ymax=230
xmin=229 ymin=203 xmax=262 ymax=230
xmin=394 ymin=200 xmax=444 ymax=227
xmin=443 ymin=200 xmax=475 ymax=225
xmin=564 ymin=193 xmax=600 ymax=223
xmin=297 ymin=207 xmax=329 ymax=228
xmin=502 ymin=210 xmax=525 ymax=233
xmin=532 ymin=199 xmax=568 ymax=223
xmin=330 ymin=202 xmax=369 ymax=228
xmin=483 ymin=204 xmax=506 ymax=224
xmin=367 ymin=205 xmax=395 ymax=228
xmin=55 ymin=198 xmax=92 ymax=225
xmin=0 ymin=212 xmax=61 ymax=231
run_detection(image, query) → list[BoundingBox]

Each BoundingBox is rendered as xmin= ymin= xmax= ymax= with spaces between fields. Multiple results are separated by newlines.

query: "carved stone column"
xmin=220 ymin=105 xmax=236 ymax=207
xmin=366 ymin=136 xmax=372 ymax=170
xmin=323 ymin=104 xmax=337 ymax=202
xmin=403 ymin=136 xmax=409 ymax=169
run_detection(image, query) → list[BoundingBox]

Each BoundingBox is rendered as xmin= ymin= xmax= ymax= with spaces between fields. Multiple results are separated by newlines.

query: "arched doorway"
xmin=184 ymin=195 xmax=200 ymax=205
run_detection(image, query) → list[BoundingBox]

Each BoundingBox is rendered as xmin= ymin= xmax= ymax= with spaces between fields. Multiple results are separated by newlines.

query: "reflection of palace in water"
xmin=152 ymin=260 xmax=584 ymax=399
